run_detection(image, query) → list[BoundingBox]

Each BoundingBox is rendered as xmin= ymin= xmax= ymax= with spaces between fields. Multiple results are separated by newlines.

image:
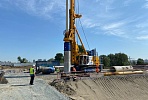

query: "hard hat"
xmin=33 ymin=65 xmax=35 ymax=66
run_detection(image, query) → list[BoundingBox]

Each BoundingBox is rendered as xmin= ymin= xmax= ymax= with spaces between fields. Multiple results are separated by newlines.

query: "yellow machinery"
xmin=63 ymin=0 xmax=99 ymax=72
xmin=104 ymin=71 xmax=144 ymax=76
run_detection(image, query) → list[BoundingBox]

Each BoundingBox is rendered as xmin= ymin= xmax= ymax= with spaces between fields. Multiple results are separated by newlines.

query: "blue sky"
xmin=0 ymin=0 xmax=148 ymax=62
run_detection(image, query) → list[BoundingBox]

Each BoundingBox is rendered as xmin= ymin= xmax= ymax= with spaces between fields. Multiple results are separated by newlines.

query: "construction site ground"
xmin=1 ymin=67 xmax=148 ymax=100
xmin=0 ymin=68 xmax=69 ymax=100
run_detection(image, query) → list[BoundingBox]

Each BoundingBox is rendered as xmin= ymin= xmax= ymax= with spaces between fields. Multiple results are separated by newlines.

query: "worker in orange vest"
xmin=72 ymin=66 xmax=77 ymax=81
xmin=72 ymin=67 xmax=76 ymax=72
xmin=96 ymin=63 xmax=99 ymax=73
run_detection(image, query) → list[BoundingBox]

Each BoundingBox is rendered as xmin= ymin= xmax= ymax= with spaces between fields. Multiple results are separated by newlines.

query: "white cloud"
xmin=123 ymin=0 xmax=132 ymax=6
xmin=1 ymin=0 xmax=146 ymax=41
xmin=136 ymin=35 xmax=148 ymax=40
xmin=78 ymin=0 xmax=148 ymax=42
xmin=95 ymin=0 xmax=100 ymax=2
xmin=100 ymin=22 xmax=129 ymax=37
xmin=81 ymin=18 xmax=100 ymax=28
xmin=136 ymin=23 xmax=148 ymax=28
xmin=105 ymin=6 xmax=115 ymax=13
xmin=106 ymin=29 xmax=124 ymax=35
xmin=143 ymin=0 xmax=148 ymax=8
xmin=144 ymin=3 xmax=148 ymax=8
xmin=0 ymin=0 xmax=65 ymax=19
xmin=102 ymin=22 xmax=125 ymax=30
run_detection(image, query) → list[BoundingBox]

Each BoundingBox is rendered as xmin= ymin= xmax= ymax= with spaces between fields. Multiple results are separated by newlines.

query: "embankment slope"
xmin=52 ymin=74 xmax=148 ymax=100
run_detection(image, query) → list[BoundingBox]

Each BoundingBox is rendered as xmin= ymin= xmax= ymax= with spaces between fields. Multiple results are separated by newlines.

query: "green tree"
xmin=137 ymin=58 xmax=144 ymax=65
xmin=48 ymin=58 xmax=54 ymax=62
xmin=108 ymin=54 xmax=115 ymax=66
xmin=100 ymin=55 xmax=110 ymax=68
xmin=108 ymin=53 xmax=129 ymax=66
xmin=17 ymin=56 xmax=22 ymax=63
xmin=103 ymin=57 xmax=110 ymax=68
xmin=22 ymin=58 xmax=28 ymax=63
xmin=55 ymin=53 xmax=64 ymax=63
xmin=114 ymin=53 xmax=129 ymax=66
xmin=17 ymin=56 xmax=28 ymax=63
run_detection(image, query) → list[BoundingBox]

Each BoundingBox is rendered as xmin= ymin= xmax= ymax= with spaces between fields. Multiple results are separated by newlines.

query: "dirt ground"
xmin=50 ymin=73 xmax=148 ymax=100
xmin=35 ymin=70 xmax=148 ymax=100
xmin=1 ymin=67 xmax=148 ymax=100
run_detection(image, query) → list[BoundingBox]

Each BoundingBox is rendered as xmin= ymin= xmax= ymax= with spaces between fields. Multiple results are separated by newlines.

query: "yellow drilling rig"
xmin=63 ymin=0 xmax=100 ymax=73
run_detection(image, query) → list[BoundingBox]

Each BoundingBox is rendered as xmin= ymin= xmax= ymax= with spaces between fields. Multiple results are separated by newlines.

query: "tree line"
xmin=17 ymin=53 xmax=64 ymax=63
xmin=100 ymin=53 xmax=147 ymax=68
xmin=17 ymin=53 xmax=147 ymax=68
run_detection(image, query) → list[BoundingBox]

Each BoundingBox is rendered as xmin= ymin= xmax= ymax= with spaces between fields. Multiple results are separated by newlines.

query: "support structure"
xmin=64 ymin=0 xmax=71 ymax=72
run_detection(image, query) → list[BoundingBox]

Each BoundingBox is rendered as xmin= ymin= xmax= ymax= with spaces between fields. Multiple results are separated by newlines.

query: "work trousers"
xmin=30 ymin=74 xmax=35 ymax=85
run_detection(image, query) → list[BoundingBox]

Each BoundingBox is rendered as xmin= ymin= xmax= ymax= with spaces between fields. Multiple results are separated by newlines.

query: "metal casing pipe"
xmin=110 ymin=66 xmax=133 ymax=72
xmin=64 ymin=42 xmax=71 ymax=72
xmin=104 ymin=71 xmax=144 ymax=76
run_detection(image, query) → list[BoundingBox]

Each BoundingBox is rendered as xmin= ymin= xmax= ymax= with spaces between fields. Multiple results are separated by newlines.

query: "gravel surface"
xmin=0 ymin=71 xmax=69 ymax=100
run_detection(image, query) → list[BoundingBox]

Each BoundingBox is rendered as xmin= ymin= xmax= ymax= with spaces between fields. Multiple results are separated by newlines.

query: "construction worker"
xmin=96 ymin=63 xmax=99 ymax=73
xmin=73 ymin=66 xmax=77 ymax=81
xmin=72 ymin=67 xmax=76 ymax=72
xmin=29 ymin=65 xmax=35 ymax=85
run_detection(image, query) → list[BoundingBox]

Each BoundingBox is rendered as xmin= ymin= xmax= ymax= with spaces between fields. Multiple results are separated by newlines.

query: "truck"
xmin=35 ymin=61 xmax=58 ymax=74
xmin=36 ymin=66 xmax=55 ymax=74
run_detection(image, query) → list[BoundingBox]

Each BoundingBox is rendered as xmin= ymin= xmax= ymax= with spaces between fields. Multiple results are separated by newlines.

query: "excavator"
xmin=63 ymin=0 xmax=100 ymax=73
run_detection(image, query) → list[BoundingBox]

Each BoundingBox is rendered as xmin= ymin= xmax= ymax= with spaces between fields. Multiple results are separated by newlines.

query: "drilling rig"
xmin=63 ymin=0 xmax=100 ymax=73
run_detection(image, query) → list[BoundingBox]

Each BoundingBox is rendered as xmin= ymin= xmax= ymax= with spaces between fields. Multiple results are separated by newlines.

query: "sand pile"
xmin=50 ymin=79 xmax=76 ymax=96
xmin=0 ymin=71 xmax=8 ymax=84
